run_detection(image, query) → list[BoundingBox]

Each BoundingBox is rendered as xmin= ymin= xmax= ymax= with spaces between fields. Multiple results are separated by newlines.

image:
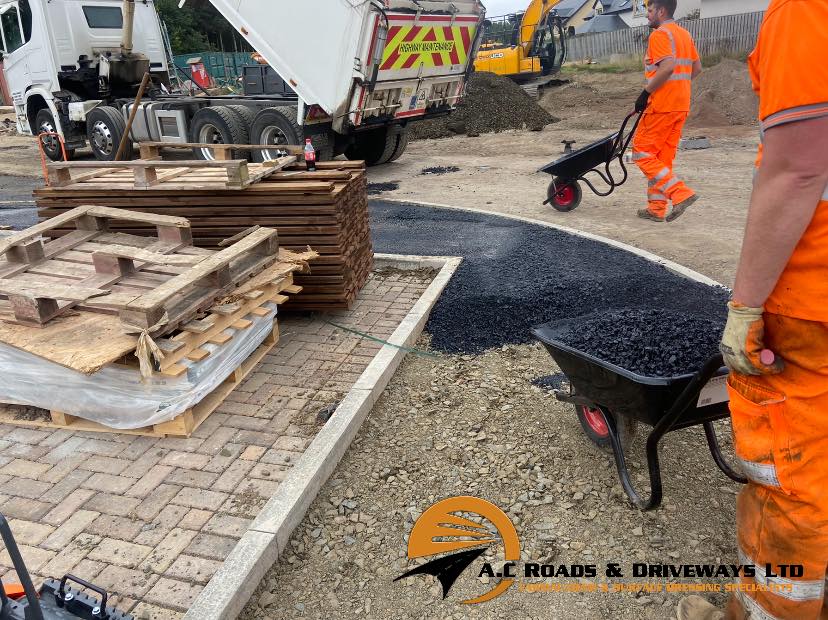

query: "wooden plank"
xmin=87 ymin=206 xmax=190 ymax=228
xmin=48 ymin=160 xmax=247 ymax=170
xmin=186 ymin=348 xmax=210 ymax=362
xmin=0 ymin=280 xmax=110 ymax=302
xmin=0 ymin=206 xmax=94 ymax=255
xmin=92 ymin=244 xmax=204 ymax=266
xmin=125 ymin=228 xmax=278 ymax=313
xmin=218 ymin=226 xmax=260 ymax=248
xmin=50 ymin=168 xmax=122 ymax=188
xmin=180 ymin=317 xmax=215 ymax=334
xmin=138 ymin=141 xmax=305 ymax=155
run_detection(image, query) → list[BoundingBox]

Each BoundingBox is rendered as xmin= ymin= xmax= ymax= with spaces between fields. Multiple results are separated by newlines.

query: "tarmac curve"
xmin=369 ymin=200 xmax=730 ymax=369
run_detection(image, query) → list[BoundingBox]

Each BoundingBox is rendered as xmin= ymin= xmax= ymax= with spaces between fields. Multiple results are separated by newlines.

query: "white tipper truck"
xmin=0 ymin=0 xmax=485 ymax=164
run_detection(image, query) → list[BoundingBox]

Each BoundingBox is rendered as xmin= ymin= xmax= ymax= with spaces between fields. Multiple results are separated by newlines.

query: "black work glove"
xmin=634 ymin=89 xmax=650 ymax=113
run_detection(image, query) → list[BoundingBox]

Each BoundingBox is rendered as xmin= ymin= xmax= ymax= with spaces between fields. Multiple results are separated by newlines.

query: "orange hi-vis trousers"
xmin=726 ymin=313 xmax=828 ymax=619
xmin=631 ymin=111 xmax=696 ymax=217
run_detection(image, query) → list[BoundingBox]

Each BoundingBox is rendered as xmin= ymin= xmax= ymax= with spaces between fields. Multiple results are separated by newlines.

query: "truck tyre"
xmin=250 ymin=106 xmax=302 ymax=163
xmin=35 ymin=108 xmax=74 ymax=161
xmin=225 ymin=105 xmax=256 ymax=159
xmin=345 ymin=128 xmax=402 ymax=166
xmin=86 ymin=106 xmax=128 ymax=161
xmin=388 ymin=130 xmax=409 ymax=162
xmin=189 ymin=106 xmax=249 ymax=161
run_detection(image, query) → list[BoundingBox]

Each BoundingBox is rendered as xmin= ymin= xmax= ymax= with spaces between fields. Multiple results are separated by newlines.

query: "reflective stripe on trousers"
xmin=738 ymin=549 xmax=826 ymax=603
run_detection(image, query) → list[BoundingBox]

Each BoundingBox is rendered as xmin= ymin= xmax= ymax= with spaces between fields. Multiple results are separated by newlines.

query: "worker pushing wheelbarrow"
xmin=542 ymin=0 xmax=702 ymax=221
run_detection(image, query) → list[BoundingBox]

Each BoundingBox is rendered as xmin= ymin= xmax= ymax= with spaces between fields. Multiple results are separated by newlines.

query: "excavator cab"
xmin=474 ymin=0 xmax=567 ymax=93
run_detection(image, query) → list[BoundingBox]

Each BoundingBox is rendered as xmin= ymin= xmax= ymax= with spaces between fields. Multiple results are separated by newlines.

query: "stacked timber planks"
xmin=34 ymin=161 xmax=373 ymax=311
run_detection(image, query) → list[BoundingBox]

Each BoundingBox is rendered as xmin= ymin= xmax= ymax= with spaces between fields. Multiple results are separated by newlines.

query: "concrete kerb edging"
xmin=183 ymin=254 xmax=462 ymax=620
xmin=377 ymin=198 xmax=725 ymax=288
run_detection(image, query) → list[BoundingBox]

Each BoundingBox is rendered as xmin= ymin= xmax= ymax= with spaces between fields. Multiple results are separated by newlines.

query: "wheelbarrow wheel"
xmin=547 ymin=178 xmax=582 ymax=212
xmin=576 ymin=405 xmax=637 ymax=453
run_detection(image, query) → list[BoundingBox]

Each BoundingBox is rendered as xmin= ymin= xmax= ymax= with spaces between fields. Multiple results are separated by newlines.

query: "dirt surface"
xmin=688 ymin=59 xmax=759 ymax=128
xmin=241 ymin=343 xmax=738 ymax=620
xmin=410 ymin=72 xmax=557 ymax=141
xmin=538 ymin=309 xmax=724 ymax=377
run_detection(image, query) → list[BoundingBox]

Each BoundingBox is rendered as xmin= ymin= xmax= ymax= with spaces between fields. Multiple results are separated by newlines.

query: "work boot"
xmin=667 ymin=194 xmax=699 ymax=222
xmin=677 ymin=595 xmax=725 ymax=620
xmin=637 ymin=208 xmax=665 ymax=222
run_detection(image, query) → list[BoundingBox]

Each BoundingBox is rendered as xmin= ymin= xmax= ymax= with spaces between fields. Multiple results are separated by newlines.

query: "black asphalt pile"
xmin=370 ymin=201 xmax=730 ymax=355
xmin=421 ymin=166 xmax=460 ymax=175
xmin=531 ymin=373 xmax=567 ymax=391
xmin=541 ymin=309 xmax=724 ymax=376
xmin=409 ymin=72 xmax=558 ymax=141
xmin=367 ymin=182 xmax=399 ymax=195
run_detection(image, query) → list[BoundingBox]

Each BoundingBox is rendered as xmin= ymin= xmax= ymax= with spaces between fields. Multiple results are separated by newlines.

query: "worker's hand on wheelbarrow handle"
xmin=719 ymin=302 xmax=785 ymax=376
xmin=634 ymin=89 xmax=650 ymax=113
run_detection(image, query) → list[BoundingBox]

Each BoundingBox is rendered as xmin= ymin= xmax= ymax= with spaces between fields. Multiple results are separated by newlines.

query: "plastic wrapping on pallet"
xmin=0 ymin=303 xmax=277 ymax=429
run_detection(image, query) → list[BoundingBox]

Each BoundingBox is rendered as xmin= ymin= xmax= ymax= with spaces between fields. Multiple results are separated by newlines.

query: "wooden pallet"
xmin=0 ymin=323 xmax=280 ymax=438
xmin=0 ymin=205 xmax=283 ymax=330
xmin=46 ymin=157 xmax=296 ymax=191
xmin=36 ymin=161 xmax=373 ymax=311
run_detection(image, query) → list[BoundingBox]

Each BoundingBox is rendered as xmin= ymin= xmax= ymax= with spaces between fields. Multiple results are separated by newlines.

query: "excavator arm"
xmin=519 ymin=0 xmax=564 ymax=57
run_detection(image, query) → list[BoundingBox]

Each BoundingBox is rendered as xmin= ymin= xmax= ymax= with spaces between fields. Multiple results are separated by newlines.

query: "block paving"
xmin=0 ymin=268 xmax=434 ymax=618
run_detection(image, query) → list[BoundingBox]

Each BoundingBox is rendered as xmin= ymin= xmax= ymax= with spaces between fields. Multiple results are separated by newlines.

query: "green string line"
xmin=320 ymin=318 xmax=440 ymax=358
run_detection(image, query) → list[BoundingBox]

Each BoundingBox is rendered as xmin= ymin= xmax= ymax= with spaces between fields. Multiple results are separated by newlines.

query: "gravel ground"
xmin=241 ymin=343 xmax=738 ymax=620
xmin=240 ymin=203 xmax=740 ymax=620
xmin=410 ymin=72 xmax=557 ymax=141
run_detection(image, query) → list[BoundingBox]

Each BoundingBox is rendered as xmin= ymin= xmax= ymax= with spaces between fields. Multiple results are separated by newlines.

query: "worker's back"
xmin=644 ymin=21 xmax=699 ymax=113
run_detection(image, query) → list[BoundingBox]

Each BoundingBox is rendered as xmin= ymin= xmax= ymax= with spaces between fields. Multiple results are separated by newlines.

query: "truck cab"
xmin=0 ymin=0 xmax=167 ymax=157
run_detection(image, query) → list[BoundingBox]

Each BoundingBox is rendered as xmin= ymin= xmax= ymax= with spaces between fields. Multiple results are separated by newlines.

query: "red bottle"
xmin=304 ymin=138 xmax=316 ymax=171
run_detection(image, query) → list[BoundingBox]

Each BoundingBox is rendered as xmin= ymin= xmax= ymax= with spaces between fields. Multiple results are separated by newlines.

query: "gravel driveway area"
xmin=240 ymin=202 xmax=739 ymax=620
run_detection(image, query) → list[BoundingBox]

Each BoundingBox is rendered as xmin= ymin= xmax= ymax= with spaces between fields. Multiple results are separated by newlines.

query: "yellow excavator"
xmin=474 ymin=0 xmax=567 ymax=93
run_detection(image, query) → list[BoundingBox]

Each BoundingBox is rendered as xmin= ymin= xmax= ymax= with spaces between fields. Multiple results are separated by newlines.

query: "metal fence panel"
xmin=567 ymin=11 xmax=764 ymax=62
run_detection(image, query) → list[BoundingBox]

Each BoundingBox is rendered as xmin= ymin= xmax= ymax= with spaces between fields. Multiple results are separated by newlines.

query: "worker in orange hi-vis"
xmin=676 ymin=2 xmax=828 ymax=620
xmin=630 ymin=0 xmax=701 ymax=223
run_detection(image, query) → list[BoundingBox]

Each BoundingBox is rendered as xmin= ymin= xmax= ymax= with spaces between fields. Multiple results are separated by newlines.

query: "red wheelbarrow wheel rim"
xmin=581 ymin=406 xmax=609 ymax=437
xmin=554 ymin=183 xmax=577 ymax=207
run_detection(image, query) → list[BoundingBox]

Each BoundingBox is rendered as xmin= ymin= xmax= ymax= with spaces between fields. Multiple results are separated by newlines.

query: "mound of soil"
xmin=409 ymin=72 xmax=558 ymax=141
xmin=688 ymin=58 xmax=758 ymax=127
xmin=540 ymin=309 xmax=724 ymax=377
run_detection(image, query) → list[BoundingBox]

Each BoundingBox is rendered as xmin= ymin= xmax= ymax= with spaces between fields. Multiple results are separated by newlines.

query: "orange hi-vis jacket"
xmin=749 ymin=0 xmax=828 ymax=322
xmin=644 ymin=21 xmax=699 ymax=113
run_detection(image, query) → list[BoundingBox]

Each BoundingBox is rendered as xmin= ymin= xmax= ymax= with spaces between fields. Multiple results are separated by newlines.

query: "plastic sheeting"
xmin=0 ymin=304 xmax=277 ymax=429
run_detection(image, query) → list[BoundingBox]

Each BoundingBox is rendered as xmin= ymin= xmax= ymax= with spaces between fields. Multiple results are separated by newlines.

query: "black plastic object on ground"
xmin=367 ymin=182 xmax=399 ymax=195
xmin=0 ymin=513 xmax=133 ymax=619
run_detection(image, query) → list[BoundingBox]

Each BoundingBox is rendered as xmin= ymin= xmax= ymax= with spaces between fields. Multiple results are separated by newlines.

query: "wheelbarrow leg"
xmin=703 ymin=421 xmax=748 ymax=484
xmin=604 ymin=412 xmax=664 ymax=511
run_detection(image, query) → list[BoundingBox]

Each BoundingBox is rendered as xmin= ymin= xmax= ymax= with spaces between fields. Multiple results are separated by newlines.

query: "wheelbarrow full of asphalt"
xmin=539 ymin=111 xmax=642 ymax=212
xmin=532 ymin=320 xmax=747 ymax=510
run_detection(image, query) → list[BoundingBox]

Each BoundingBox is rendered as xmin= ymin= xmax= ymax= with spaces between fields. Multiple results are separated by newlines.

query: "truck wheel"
xmin=35 ymin=108 xmax=73 ymax=161
xmin=250 ymin=106 xmax=302 ymax=163
xmin=388 ymin=130 xmax=409 ymax=162
xmin=189 ymin=106 xmax=249 ymax=161
xmin=345 ymin=128 xmax=402 ymax=166
xmin=86 ymin=106 xmax=128 ymax=161
xmin=225 ymin=105 xmax=256 ymax=159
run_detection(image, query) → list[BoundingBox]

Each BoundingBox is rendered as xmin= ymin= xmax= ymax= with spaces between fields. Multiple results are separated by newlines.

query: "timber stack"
xmin=0 ymin=205 xmax=315 ymax=437
xmin=33 ymin=148 xmax=372 ymax=311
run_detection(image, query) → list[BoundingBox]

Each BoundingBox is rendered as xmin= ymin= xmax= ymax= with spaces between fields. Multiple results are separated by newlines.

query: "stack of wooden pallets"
xmin=0 ymin=205 xmax=314 ymax=437
xmin=34 ymin=149 xmax=373 ymax=310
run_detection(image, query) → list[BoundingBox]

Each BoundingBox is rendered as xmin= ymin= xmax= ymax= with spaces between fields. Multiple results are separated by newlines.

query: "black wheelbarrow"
xmin=539 ymin=111 xmax=642 ymax=212
xmin=532 ymin=323 xmax=747 ymax=510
